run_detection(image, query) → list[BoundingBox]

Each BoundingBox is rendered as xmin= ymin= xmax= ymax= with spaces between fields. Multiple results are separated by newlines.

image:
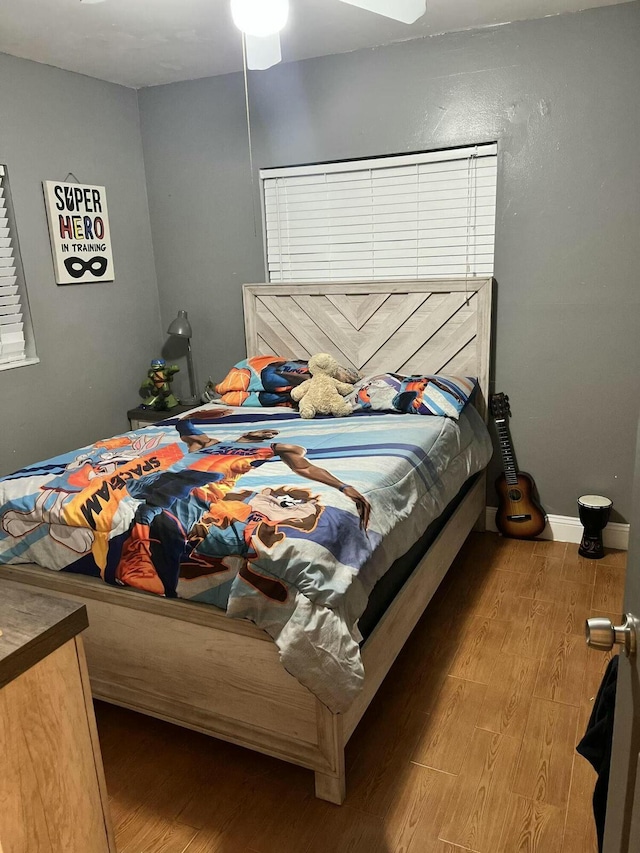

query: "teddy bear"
xmin=290 ymin=353 xmax=355 ymax=419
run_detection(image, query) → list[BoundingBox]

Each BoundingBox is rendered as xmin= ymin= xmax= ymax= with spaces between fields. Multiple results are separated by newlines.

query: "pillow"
xmin=348 ymin=373 xmax=477 ymax=420
xmin=216 ymin=355 xmax=308 ymax=407
xmin=216 ymin=355 xmax=359 ymax=408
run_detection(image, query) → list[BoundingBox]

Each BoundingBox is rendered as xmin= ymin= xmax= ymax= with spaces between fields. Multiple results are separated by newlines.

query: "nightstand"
xmin=0 ymin=586 xmax=116 ymax=853
xmin=127 ymin=403 xmax=196 ymax=430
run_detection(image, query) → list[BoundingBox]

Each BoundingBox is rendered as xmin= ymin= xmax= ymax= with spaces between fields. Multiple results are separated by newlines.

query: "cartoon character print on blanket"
xmin=176 ymin=485 xmax=325 ymax=606
xmin=216 ymin=355 xmax=360 ymax=408
xmin=216 ymin=356 xmax=311 ymax=407
xmin=0 ymin=432 xmax=170 ymax=565
xmin=350 ymin=373 xmax=476 ymax=420
xmin=105 ymin=417 xmax=370 ymax=600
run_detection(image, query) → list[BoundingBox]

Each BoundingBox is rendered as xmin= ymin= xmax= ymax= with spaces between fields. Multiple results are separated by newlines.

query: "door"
xmin=589 ymin=414 xmax=640 ymax=852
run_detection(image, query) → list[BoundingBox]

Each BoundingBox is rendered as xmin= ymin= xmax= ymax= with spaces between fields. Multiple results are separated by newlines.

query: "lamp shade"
xmin=167 ymin=310 xmax=192 ymax=338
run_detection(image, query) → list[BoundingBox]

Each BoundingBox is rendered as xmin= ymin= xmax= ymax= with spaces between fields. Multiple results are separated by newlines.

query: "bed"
xmin=0 ymin=277 xmax=493 ymax=803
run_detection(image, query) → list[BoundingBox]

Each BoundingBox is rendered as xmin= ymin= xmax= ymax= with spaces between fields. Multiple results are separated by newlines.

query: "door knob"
xmin=585 ymin=613 xmax=639 ymax=658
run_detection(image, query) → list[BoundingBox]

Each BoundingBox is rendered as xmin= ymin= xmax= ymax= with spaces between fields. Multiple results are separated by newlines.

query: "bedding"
xmin=348 ymin=373 xmax=477 ymax=419
xmin=216 ymin=355 xmax=359 ymax=407
xmin=0 ymin=403 xmax=491 ymax=712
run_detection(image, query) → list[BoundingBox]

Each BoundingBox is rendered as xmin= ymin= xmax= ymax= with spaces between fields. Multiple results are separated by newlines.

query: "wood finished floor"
xmin=95 ymin=532 xmax=627 ymax=853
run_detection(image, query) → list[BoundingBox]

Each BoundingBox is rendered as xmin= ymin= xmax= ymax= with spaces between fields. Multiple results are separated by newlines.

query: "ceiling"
xmin=0 ymin=0 xmax=633 ymax=89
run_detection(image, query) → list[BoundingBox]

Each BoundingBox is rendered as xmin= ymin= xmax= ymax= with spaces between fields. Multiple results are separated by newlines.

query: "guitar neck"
xmin=495 ymin=418 xmax=519 ymax=485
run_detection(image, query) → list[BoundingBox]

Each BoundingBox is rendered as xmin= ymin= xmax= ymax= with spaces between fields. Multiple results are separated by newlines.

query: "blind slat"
xmin=273 ymin=253 xmax=492 ymax=272
xmin=270 ymin=266 xmax=494 ymax=281
xmin=269 ymin=223 xmax=496 ymax=241
xmin=267 ymin=233 xmax=494 ymax=250
xmin=268 ymin=244 xmax=495 ymax=262
xmin=264 ymin=167 xmax=498 ymax=198
xmin=266 ymin=208 xmax=497 ymax=233
xmin=265 ymin=186 xmax=497 ymax=215
xmin=264 ymin=158 xmax=497 ymax=190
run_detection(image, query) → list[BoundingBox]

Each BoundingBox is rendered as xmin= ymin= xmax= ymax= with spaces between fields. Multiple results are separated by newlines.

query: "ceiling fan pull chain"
xmin=241 ymin=32 xmax=258 ymax=238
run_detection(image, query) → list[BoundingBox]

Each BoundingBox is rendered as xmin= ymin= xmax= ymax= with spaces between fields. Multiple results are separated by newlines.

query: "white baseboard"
xmin=485 ymin=507 xmax=629 ymax=551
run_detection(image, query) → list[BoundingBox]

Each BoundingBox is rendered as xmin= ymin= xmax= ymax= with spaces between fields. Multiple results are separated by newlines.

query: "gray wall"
xmin=138 ymin=71 xmax=258 ymax=401
xmin=0 ymin=53 xmax=162 ymax=476
xmin=140 ymin=1 xmax=640 ymax=520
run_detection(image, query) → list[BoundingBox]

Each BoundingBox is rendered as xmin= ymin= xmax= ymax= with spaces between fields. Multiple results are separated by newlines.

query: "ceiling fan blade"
xmin=338 ymin=0 xmax=426 ymax=25
xmin=244 ymin=32 xmax=282 ymax=70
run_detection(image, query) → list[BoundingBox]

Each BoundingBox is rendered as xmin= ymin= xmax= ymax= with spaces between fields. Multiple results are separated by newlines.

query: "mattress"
xmin=0 ymin=403 xmax=492 ymax=711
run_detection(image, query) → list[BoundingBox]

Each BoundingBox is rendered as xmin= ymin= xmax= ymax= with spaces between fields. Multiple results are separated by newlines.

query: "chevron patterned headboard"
xmin=242 ymin=278 xmax=492 ymax=420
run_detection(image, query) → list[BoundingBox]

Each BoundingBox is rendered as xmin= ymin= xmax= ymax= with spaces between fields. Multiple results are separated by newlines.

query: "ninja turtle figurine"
xmin=139 ymin=358 xmax=180 ymax=410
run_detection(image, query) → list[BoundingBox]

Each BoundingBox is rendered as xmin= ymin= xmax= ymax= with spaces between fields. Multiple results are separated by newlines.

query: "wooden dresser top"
xmin=0 ymin=585 xmax=88 ymax=689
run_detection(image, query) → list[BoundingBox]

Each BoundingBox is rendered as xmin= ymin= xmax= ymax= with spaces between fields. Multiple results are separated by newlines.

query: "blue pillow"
xmin=349 ymin=373 xmax=477 ymax=420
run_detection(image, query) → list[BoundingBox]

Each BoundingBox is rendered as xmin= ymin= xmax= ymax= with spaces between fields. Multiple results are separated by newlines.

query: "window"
xmin=0 ymin=164 xmax=37 ymax=370
xmin=261 ymin=143 xmax=497 ymax=282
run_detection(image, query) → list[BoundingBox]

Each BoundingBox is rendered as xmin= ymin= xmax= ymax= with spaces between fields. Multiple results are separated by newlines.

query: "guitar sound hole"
xmin=508 ymin=489 xmax=522 ymax=501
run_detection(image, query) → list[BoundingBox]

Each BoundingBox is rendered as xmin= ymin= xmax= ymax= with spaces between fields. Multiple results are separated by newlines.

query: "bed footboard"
xmin=0 ymin=472 xmax=485 ymax=805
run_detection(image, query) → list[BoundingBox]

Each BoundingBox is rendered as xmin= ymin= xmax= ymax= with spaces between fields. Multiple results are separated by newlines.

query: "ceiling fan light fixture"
xmin=339 ymin=0 xmax=426 ymax=25
xmin=230 ymin=0 xmax=289 ymax=38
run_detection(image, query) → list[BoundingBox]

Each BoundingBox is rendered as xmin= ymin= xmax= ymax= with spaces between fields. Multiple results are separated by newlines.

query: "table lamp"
xmin=167 ymin=310 xmax=199 ymax=405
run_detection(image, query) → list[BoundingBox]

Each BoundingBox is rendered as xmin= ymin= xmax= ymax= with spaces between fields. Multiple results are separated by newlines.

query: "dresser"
xmin=0 ymin=586 xmax=116 ymax=853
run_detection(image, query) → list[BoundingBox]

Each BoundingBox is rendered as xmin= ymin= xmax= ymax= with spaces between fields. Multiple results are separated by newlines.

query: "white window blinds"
xmin=0 ymin=165 xmax=34 ymax=368
xmin=261 ymin=143 xmax=497 ymax=282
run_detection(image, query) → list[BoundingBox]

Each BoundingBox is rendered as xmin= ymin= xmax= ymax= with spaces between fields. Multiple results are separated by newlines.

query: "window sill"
xmin=0 ymin=357 xmax=40 ymax=372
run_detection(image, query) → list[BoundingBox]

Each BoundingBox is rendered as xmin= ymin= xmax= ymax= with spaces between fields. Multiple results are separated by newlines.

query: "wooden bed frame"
xmin=0 ymin=277 xmax=492 ymax=804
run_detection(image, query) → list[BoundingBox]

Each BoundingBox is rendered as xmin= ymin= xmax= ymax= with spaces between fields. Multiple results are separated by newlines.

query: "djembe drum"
xmin=577 ymin=494 xmax=613 ymax=559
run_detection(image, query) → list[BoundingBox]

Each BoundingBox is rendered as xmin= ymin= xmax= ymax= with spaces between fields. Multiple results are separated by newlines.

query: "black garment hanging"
xmin=576 ymin=654 xmax=619 ymax=852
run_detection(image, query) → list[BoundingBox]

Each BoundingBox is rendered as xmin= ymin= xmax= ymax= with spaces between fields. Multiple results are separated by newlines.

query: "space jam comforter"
xmin=0 ymin=403 xmax=492 ymax=712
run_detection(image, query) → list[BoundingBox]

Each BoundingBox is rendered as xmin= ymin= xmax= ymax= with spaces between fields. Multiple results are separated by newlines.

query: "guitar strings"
xmin=501 ymin=418 xmax=518 ymax=518
xmin=495 ymin=404 xmax=519 ymax=520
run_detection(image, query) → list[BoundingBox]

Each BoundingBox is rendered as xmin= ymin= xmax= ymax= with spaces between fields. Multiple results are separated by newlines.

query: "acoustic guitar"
xmin=490 ymin=392 xmax=547 ymax=539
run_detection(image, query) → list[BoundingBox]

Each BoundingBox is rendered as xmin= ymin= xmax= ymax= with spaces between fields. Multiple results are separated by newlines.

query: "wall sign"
xmin=43 ymin=181 xmax=114 ymax=285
